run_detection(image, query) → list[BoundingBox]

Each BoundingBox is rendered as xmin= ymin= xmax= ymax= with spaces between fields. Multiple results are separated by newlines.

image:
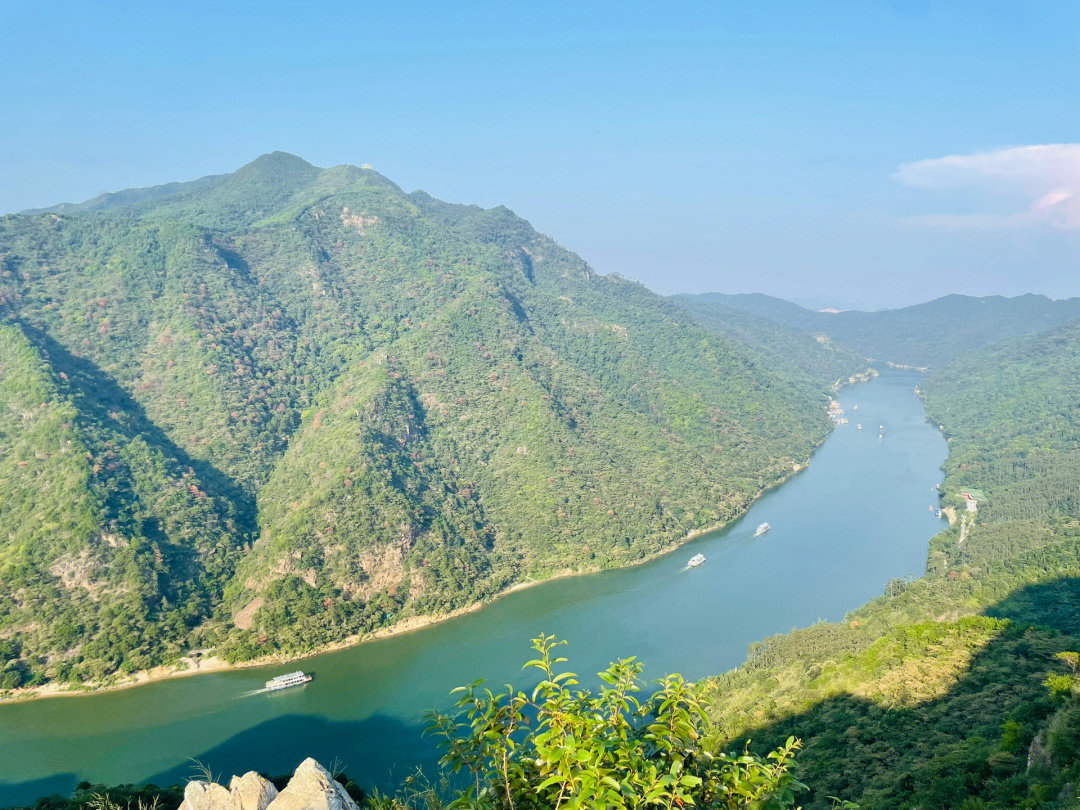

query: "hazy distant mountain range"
xmin=674 ymin=291 xmax=1080 ymax=369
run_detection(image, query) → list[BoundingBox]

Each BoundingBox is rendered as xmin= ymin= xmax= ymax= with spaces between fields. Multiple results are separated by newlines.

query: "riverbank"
xmin=0 ymin=511 xmax=757 ymax=705
xmin=3 ymin=370 xmax=878 ymax=706
xmin=1 ymin=470 xmax=812 ymax=705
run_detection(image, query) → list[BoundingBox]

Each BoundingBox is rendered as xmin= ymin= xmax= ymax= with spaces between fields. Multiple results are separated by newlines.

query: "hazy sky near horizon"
xmin=3 ymin=1 xmax=1078 ymax=309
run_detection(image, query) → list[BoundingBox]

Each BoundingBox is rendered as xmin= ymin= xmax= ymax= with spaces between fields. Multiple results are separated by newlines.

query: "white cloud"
xmin=893 ymin=144 xmax=1080 ymax=230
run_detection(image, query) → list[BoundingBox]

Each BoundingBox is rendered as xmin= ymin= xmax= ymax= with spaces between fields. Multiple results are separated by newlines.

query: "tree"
xmin=423 ymin=635 xmax=817 ymax=809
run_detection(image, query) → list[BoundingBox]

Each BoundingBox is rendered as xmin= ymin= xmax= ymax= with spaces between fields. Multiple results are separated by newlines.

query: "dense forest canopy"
xmin=0 ymin=153 xmax=858 ymax=690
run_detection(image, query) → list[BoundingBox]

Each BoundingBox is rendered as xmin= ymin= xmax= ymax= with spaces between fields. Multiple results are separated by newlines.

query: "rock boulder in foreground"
xmin=178 ymin=758 xmax=355 ymax=810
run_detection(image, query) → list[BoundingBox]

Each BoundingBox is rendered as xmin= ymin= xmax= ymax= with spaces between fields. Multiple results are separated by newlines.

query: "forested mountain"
xmin=0 ymin=153 xmax=854 ymax=689
xmin=676 ymin=291 xmax=1080 ymax=370
xmin=702 ymin=319 xmax=1080 ymax=809
xmin=668 ymin=294 xmax=864 ymax=394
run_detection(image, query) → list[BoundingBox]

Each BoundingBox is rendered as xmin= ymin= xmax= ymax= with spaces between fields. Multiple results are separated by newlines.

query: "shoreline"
xmin=0 ymin=515 xmax=740 ymax=705
xmin=2 ymin=368 xmax=878 ymax=706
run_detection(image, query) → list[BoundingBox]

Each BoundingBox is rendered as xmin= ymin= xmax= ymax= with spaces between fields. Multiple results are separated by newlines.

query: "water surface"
xmin=0 ymin=370 xmax=947 ymax=805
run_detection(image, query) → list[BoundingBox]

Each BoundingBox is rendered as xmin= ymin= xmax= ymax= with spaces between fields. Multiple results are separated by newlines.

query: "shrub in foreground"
xmin=393 ymin=634 xmax=842 ymax=809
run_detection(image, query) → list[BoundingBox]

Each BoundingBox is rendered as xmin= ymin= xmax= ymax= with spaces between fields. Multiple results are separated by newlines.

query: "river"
xmin=0 ymin=369 xmax=947 ymax=806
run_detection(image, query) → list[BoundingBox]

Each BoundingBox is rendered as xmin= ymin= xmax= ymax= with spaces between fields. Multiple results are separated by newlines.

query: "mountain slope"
xmin=669 ymin=294 xmax=865 ymax=396
xmin=701 ymin=319 xmax=1080 ymax=809
xmin=680 ymin=292 xmax=1080 ymax=370
xmin=0 ymin=154 xmax=843 ymax=686
xmin=0 ymin=321 xmax=245 ymax=687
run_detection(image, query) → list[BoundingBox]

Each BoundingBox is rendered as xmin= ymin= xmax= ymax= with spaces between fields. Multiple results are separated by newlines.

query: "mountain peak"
xmin=234 ymin=151 xmax=319 ymax=179
xmin=244 ymin=151 xmax=315 ymax=168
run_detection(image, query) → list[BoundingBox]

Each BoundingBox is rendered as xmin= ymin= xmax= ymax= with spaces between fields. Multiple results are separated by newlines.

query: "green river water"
xmin=0 ymin=370 xmax=948 ymax=805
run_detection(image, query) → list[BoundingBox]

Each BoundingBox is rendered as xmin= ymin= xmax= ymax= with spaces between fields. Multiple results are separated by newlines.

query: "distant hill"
xmin=675 ymin=292 xmax=1080 ymax=369
xmin=0 ymin=153 xmax=847 ymax=688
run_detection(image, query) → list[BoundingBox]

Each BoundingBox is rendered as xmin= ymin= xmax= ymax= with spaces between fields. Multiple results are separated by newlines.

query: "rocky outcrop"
xmin=179 ymin=781 xmax=239 ymax=810
xmin=178 ymin=759 xmax=353 ymax=810
xmin=1027 ymin=732 xmax=1051 ymax=772
xmin=230 ymin=771 xmax=279 ymax=810
xmin=264 ymin=758 xmax=357 ymax=810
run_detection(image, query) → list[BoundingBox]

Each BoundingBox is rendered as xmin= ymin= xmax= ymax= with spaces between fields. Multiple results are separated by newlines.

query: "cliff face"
xmin=178 ymin=759 xmax=356 ymax=810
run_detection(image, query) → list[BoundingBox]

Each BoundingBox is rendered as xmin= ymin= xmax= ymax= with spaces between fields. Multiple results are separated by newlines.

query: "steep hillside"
xmin=0 ymin=154 xmax=841 ymax=688
xmin=702 ymin=319 xmax=1080 ymax=809
xmin=681 ymin=291 xmax=1080 ymax=370
xmin=669 ymin=294 xmax=865 ymax=396
xmin=678 ymin=293 xmax=824 ymax=332
xmin=0 ymin=322 xmax=244 ymax=686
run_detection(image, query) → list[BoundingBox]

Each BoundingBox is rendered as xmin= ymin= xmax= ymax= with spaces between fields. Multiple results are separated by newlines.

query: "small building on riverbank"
xmin=960 ymin=489 xmax=983 ymax=512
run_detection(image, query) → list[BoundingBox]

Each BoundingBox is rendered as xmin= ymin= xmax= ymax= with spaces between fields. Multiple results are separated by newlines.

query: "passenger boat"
xmin=754 ymin=522 xmax=771 ymax=536
xmin=265 ymin=671 xmax=312 ymax=691
xmin=687 ymin=553 xmax=706 ymax=567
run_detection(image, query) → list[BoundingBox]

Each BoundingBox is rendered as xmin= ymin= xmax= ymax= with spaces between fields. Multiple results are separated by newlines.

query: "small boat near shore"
xmin=687 ymin=553 xmax=706 ymax=567
xmin=754 ymin=522 xmax=771 ymax=536
xmin=265 ymin=671 xmax=312 ymax=692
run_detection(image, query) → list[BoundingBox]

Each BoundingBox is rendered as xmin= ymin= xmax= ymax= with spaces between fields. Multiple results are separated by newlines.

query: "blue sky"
xmin=3 ymin=1 xmax=1078 ymax=308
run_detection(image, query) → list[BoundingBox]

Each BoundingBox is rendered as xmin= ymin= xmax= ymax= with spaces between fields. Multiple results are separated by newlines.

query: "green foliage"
xmin=0 ymin=154 xmax=843 ymax=686
xmin=0 ymin=322 xmax=242 ymax=686
xmin=699 ymin=318 xmax=1080 ymax=808
xmin=669 ymin=294 xmax=866 ymax=396
xmin=15 ymin=781 xmax=182 ymax=810
xmin=421 ymin=635 xmax=812 ymax=809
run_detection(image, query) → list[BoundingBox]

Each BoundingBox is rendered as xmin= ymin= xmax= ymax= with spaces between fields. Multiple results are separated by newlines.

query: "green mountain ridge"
xmin=675 ymin=291 xmax=1080 ymax=370
xmin=19 ymin=152 xmax=320 ymax=217
xmin=0 ymin=153 xmax=856 ymax=688
xmin=665 ymin=294 xmax=865 ymax=391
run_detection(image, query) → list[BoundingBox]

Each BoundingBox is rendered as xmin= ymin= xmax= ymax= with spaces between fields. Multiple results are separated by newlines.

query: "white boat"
xmin=754 ymin=522 xmax=771 ymax=536
xmin=687 ymin=553 xmax=706 ymax=567
xmin=857 ymin=424 xmax=862 ymax=430
xmin=265 ymin=671 xmax=312 ymax=691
